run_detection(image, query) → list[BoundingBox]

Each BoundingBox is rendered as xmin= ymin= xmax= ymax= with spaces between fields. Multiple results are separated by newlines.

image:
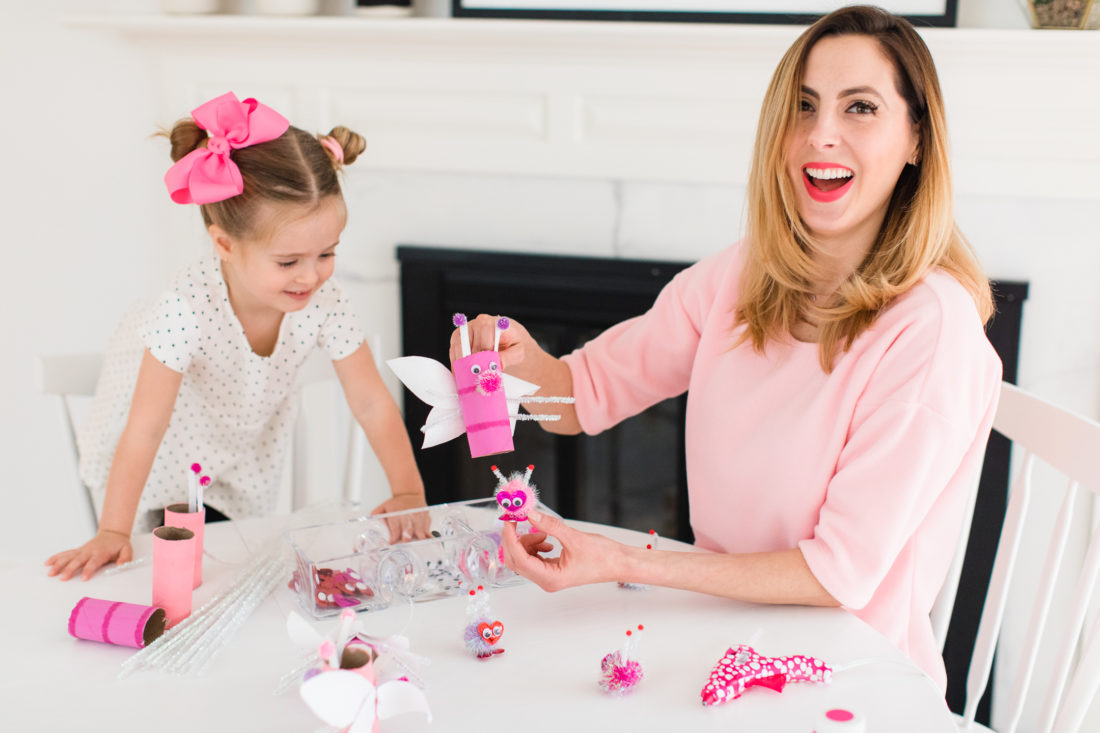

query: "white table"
xmin=3 ymin=515 xmax=955 ymax=731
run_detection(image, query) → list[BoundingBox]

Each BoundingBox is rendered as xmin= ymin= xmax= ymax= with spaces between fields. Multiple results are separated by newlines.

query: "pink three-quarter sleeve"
xmin=798 ymin=286 xmax=1001 ymax=610
xmin=563 ymin=253 xmax=727 ymax=435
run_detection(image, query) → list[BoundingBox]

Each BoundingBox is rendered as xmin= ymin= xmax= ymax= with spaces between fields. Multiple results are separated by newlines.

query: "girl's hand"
xmin=500 ymin=508 xmax=625 ymax=592
xmin=369 ymin=493 xmax=432 ymax=543
xmin=449 ymin=314 xmax=535 ymax=370
xmin=45 ymin=530 xmax=133 ymax=582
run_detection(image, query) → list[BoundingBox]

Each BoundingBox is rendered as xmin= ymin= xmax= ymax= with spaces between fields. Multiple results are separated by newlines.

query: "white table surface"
xmin=3 ymin=514 xmax=956 ymax=732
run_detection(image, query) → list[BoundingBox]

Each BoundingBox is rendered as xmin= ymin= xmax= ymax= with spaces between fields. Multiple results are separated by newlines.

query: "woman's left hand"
xmin=500 ymin=508 xmax=626 ymax=591
xmin=370 ymin=493 xmax=432 ymax=543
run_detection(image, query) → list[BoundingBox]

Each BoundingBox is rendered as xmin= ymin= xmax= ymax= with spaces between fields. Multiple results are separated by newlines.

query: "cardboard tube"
xmin=68 ymin=597 xmax=167 ymax=648
xmin=164 ymin=503 xmax=205 ymax=588
xmin=454 ymin=350 xmax=513 ymax=458
xmin=152 ymin=526 xmax=195 ymax=627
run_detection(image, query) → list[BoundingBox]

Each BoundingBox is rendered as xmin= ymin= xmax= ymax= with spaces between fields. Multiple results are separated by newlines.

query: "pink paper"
xmin=453 ymin=350 xmax=512 ymax=458
xmin=153 ymin=526 xmax=196 ymax=627
xmin=164 ymin=503 xmax=205 ymax=588
xmin=68 ymin=597 xmax=167 ymax=648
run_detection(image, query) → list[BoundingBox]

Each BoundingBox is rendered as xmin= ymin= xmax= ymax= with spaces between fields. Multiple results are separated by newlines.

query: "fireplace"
xmin=395 ymin=244 xmax=1027 ymax=722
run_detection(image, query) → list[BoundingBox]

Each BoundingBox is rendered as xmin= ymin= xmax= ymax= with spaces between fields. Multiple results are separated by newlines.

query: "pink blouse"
xmin=563 ymin=242 xmax=1001 ymax=690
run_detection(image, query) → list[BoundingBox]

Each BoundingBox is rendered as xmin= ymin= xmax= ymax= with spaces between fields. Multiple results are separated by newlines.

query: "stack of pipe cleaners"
xmin=120 ymin=549 xmax=289 ymax=678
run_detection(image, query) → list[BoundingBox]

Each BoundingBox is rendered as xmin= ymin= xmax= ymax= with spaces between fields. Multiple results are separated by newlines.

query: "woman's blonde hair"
xmin=162 ymin=123 xmax=366 ymax=240
xmin=735 ymin=5 xmax=993 ymax=372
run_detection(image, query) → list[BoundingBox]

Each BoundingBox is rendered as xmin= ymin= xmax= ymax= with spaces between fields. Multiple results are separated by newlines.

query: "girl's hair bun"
xmin=166 ymin=118 xmax=208 ymax=162
xmin=323 ymin=126 xmax=366 ymax=166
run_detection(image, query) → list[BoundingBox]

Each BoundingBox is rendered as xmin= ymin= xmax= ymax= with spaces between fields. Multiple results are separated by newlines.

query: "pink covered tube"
xmin=68 ymin=597 xmax=167 ymax=648
xmin=453 ymin=350 xmax=512 ymax=458
xmin=152 ymin=526 xmax=196 ymax=627
xmin=164 ymin=503 xmax=205 ymax=588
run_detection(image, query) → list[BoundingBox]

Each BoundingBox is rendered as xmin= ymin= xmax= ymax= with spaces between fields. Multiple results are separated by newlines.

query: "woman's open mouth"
xmin=802 ymin=164 xmax=854 ymax=203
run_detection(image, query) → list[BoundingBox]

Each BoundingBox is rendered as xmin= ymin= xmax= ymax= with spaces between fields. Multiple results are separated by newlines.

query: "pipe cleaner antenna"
xmin=493 ymin=317 xmax=510 ymax=352
xmin=453 ymin=313 xmax=471 ymax=358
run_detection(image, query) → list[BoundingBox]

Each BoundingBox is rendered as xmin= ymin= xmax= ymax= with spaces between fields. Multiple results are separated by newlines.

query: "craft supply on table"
xmin=387 ymin=313 xmax=573 ymax=459
xmin=599 ymin=624 xmax=645 ymax=695
xmin=701 ymin=644 xmax=832 ymax=706
xmin=463 ymin=585 xmax=504 ymax=659
xmin=69 ymin=597 xmax=167 ymax=649
xmin=491 ymin=463 xmax=538 ymax=522
xmin=152 ymin=526 xmax=196 ymax=626
xmin=121 ymin=548 xmax=288 ymax=678
xmin=813 ymin=708 xmax=867 ymax=732
xmin=165 ymin=503 xmax=206 ymax=588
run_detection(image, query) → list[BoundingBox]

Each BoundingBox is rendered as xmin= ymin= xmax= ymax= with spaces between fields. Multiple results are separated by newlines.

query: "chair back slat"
xmin=963 ymin=453 xmax=1034 ymax=725
xmin=1003 ymin=480 xmax=1081 ymax=733
xmin=957 ymin=382 xmax=1100 ymax=733
xmin=36 ymin=353 xmax=104 ymax=396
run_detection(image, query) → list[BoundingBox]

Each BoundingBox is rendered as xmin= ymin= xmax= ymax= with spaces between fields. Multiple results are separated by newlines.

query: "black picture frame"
xmin=452 ymin=0 xmax=957 ymax=27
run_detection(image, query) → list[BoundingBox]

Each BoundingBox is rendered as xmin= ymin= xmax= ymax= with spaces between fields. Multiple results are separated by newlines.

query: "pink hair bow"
xmin=164 ymin=92 xmax=290 ymax=205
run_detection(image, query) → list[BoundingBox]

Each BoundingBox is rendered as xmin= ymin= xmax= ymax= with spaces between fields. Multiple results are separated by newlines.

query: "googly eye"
xmin=493 ymin=623 xmax=503 ymax=636
xmin=499 ymin=497 xmax=513 ymax=508
xmin=512 ymin=495 xmax=525 ymax=508
xmin=471 ymin=364 xmax=482 ymax=375
xmin=489 ymin=361 xmax=499 ymax=371
xmin=482 ymin=628 xmax=493 ymax=640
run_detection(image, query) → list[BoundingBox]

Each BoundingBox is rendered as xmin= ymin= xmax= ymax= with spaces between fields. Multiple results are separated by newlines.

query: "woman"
xmin=455 ymin=6 xmax=1000 ymax=691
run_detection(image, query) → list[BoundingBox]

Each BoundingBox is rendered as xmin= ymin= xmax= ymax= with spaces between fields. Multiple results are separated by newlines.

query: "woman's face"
xmin=785 ymin=34 xmax=919 ymax=252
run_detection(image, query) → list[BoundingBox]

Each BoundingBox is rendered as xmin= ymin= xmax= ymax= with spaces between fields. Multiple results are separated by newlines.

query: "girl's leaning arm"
xmin=46 ymin=350 xmax=182 ymax=580
xmin=333 ymin=342 xmax=426 ymax=512
xmin=502 ymin=509 xmax=838 ymax=606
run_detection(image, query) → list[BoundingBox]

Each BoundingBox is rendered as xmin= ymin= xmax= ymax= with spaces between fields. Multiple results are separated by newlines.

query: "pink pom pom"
xmin=496 ymin=317 xmax=510 ymax=331
xmin=453 ymin=313 xmax=468 ymax=326
xmin=199 ymin=475 xmax=211 ymax=486
xmin=599 ymin=651 xmax=643 ymax=694
xmin=190 ymin=463 xmax=201 ymax=473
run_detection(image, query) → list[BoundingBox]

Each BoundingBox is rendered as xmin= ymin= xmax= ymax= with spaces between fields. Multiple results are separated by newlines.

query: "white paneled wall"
xmin=2 ymin=2 xmax=1097 ymax=728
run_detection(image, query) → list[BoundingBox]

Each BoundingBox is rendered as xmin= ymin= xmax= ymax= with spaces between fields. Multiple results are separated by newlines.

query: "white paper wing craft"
xmin=387 ymin=314 xmax=574 ymax=459
xmin=300 ymin=669 xmax=431 ymax=733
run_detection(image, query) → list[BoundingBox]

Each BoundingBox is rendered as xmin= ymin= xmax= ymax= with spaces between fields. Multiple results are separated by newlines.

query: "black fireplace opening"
xmin=395 ymin=244 xmax=1027 ymax=723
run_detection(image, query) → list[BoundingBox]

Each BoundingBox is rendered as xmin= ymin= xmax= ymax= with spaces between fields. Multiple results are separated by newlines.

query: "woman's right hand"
xmin=45 ymin=530 xmax=133 ymax=581
xmin=448 ymin=313 xmax=537 ymax=372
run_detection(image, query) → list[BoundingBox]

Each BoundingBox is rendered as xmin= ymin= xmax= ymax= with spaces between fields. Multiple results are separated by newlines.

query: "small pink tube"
xmin=68 ymin=597 xmax=167 ymax=648
xmin=152 ymin=526 xmax=195 ymax=627
xmin=164 ymin=503 xmax=205 ymax=588
xmin=454 ymin=350 xmax=513 ymax=458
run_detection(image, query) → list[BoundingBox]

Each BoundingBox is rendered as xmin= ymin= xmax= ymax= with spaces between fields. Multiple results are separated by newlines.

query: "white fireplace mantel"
xmin=68 ymin=15 xmax=1100 ymax=201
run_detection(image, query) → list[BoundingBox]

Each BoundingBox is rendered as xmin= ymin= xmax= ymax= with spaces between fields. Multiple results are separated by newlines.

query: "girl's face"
xmin=785 ymin=34 xmax=919 ymax=253
xmin=220 ymin=196 xmax=347 ymax=314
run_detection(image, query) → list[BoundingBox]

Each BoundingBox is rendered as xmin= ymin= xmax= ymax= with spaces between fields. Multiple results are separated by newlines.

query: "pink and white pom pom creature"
xmin=491 ymin=464 xmax=539 ymax=522
xmin=600 ymin=625 xmax=645 ymax=695
xmin=387 ymin=314 xmax=574 ymax=459
xmin=463 ymin=585 xmax=504 ymax=659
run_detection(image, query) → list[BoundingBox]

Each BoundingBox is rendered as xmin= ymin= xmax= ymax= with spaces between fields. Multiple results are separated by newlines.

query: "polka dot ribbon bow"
xmin=164 ymin=91 xmax=289 ymax=205
xmin=700 ymin=644 xmax=832 ymax=706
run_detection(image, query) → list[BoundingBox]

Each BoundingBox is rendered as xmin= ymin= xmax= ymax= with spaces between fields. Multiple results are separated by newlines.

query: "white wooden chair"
xmin=37 ymin=349 xmax=372 ymax=528
xmin=948 ymin=382 xmax=1100 ymax=732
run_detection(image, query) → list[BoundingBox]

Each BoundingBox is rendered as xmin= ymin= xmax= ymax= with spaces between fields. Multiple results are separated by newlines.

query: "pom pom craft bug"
xmin=387 ymin=314 xmax=574 ymax=458
xmin=600 ymin=625 xmax=645 ymax=695
xmin=491 ymin=464 xmax=538 ymax=522
xmin=463 ymin=585 xmax=504 ymax=659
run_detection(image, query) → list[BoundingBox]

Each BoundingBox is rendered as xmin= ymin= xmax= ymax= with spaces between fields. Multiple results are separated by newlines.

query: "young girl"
xmin=461 ymin=7 xmax=1000 ymax=692
xmin=47 ymin=92 xmax=425 ymax=581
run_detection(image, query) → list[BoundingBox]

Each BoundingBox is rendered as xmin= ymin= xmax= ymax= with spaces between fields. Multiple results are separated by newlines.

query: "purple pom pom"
xmin=496 ymin=317 xmax=510 ymax=331
xmin=453 ymin=313 xmax=468 ymax=326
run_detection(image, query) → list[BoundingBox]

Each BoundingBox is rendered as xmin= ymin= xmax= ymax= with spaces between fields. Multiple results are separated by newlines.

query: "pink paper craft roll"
xmin=152 ymin=526 xmax=196 ymax=627
xmin=454 ymin=349 xmax=513 ymax=458
xmin=164 ymin=503 xmax=205 ymax=588
xmin=68 ymin=597 xmax=167 ymax=649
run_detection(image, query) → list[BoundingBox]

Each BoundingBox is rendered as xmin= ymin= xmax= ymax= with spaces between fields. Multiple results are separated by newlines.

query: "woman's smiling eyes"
xmin=798 ymin=98 xmax=879 ymax=116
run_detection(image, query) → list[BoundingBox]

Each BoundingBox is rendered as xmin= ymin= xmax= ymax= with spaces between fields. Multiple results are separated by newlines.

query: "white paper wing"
xmin=502 ymin=373 xmax=541 ymax=434
xmin=387 ymin=356 xmax=460 ymax=409
xmin=300 ymin=670 xmax=376 ymax=729
xmin=376 ymin=679 xmax=432 ymax=722
xmin=421 ymin=406 xmax=466 ymax=448
xmin=286 ymin=612 xmax=323 ymax=648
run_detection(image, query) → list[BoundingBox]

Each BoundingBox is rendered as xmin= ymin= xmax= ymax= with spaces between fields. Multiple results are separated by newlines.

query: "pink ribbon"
xmin=700 ymin=644 xmax=831 ymax=706
xmin=164 ymin=92 xmax=289 ymax=205
xmin=320 ymin=136 xmax=344 ymax=164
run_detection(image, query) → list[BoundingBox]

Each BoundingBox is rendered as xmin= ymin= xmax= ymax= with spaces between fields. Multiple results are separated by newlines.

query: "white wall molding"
xmin=67 ymin=15 xmax=1100 ymax=200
